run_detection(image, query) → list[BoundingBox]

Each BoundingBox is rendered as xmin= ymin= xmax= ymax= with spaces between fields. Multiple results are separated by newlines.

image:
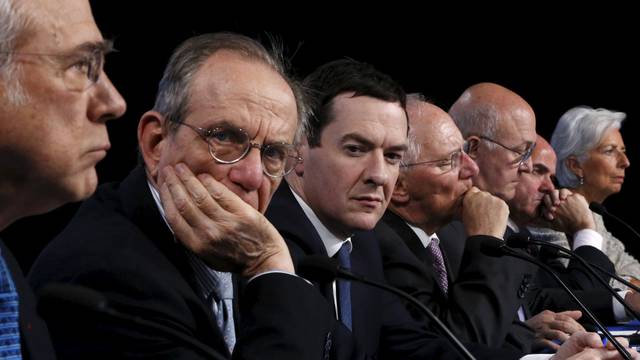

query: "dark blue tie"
xmin=335 ymin=242 xmax=352 ymax=330
xmin=0 ymin=252 xmax=22 ymax=359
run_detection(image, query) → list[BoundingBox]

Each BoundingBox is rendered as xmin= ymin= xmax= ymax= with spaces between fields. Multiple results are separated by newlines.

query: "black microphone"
xmin=37 ymin=283 xmax=227 ymax=360
xmin=480 ymin=238 xmax=633 ymax=360
xmin=590 ymin=202 xmax=640 ymax=241
xmin=507 ymin=235 xmax=640 ymax=322
xmin=297 ymin=256 xmax=477 ymax=360
xmin=538 ymin=247 xmax=640 ymax=293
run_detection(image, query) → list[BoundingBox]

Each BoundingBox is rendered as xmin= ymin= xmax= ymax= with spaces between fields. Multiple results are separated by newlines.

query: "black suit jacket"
xmin=377 ymin=212 xmax=534 ymax=352
xmin=513 ymin=226 xmax=618 ymax=324
xmin=265 ymin=183 xmax=523 ymax=360
xmin=0 ymin=241 xmax=56 ymax=360
xmin=28 ymin=166 xmax=334 ymax=360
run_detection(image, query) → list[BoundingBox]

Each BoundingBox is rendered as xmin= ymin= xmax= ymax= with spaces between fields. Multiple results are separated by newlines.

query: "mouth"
xmin=352 ymin=195 xmax=383 ymax=208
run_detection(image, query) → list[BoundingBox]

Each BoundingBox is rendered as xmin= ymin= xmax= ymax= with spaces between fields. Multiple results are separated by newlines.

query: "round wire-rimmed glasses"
xmin=175 ymin=121 xmax=302 ymax=178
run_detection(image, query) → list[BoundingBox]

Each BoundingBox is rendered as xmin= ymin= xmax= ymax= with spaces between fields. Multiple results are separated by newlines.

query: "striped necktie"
xmin=0 ymin=252 xmax=22 ymax=359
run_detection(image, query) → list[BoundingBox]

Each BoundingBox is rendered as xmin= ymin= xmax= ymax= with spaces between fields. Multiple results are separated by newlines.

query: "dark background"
xmin=3 ymin=3 xmax=638 ymax=271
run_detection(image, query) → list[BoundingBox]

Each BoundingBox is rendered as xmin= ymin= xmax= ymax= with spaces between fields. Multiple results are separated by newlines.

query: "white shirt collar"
xmin=147 ymin=181 xmax=173 ymax=234
xmin=507 ymin=217 xmax=519 ymax=233
xmin=290 ymin=185 xmax=352 ymax=257
xmin=406 ymin=223 xmax=439 ymax=249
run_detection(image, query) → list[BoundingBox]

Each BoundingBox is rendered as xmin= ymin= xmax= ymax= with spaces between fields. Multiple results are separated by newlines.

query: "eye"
xmin=385 ymin=152 xmax=404 ymax=165
xmin=436 ymin=160 xmax=453 ymax=170
xmin=69 ymin=57 xmax=92 ymax=75
xmin=209 ymin=128 xmax=246 ymax=144
xmin=263 ymin=145 xmax=286 ymax=161
xmin=344 ymin=144 xmax=366 ymax=156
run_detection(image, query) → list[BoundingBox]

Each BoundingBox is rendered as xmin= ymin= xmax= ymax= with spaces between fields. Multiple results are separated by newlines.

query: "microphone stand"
xmin=481 ymin=240 xmax=632 ymax=360
xmin=526 ymin=238 xmax=640 ymax=322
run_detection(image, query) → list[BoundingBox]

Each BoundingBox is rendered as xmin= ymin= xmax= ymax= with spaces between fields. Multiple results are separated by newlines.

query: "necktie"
xmin=210 ymin=271 xmax=235 ymax=354
xmin=0 ymin=252 xmax=22 ymax=359
xmin=334 ymin=242 xmax=352 ymax=330
xmin=427 ymin=238 xmax=448 ymax=296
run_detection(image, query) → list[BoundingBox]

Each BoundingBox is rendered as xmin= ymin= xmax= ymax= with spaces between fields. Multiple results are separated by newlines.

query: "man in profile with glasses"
xmin=29 ymin=33 xmax=334 ymax=359
xmin=1 ymin=0 xmax=126 ymax=358
xmin=376 ymin=94 xmax=540 ymax=352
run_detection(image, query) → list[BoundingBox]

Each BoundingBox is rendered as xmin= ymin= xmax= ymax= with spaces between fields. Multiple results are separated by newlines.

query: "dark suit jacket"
xmin=376 ymin=212 xmax=534 ymax=352
xmin=524 ymin=228 xmax=618 ymax=324
xmin=28 ymin=166 xmax=334 ymax=360
xmin=0 ymin=241 xmax=56 ymax=360
xmin=265 ymin=183 xmax=523 ymax=360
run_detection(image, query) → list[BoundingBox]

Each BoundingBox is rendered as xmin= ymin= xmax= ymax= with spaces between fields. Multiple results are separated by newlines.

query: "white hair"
xmin=0 ymin=0 xmax=31 ymax=104
xmin=550 ymin=106 xmax=626 ymax=188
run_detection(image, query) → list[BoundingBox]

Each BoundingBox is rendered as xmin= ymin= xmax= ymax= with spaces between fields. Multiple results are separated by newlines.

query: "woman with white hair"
xmin=549 ymin=105 xmax=634 ymax=288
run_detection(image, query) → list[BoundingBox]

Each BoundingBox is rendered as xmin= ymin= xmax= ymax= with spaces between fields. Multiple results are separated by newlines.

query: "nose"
xmin=364 ymin=151 xmax=390 ymax=186
xmin=540 ymin=175 xmax=555 ymax=193
xmin=227 ymin=147 xmax=264 ymax=192
xmin=518 ymin=156 xmax=533 ymax=172
xmin=459 ymin=152 xmax=479 ymax=179
xmin=619 ymin=152 xmax=631 ymax=169
xmin=89 ymin=70 xmax=127 ymax=123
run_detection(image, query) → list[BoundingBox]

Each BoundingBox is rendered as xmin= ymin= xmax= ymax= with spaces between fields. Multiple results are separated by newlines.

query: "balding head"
xmin=448 ymin=82 xmax=537 ymax=201
xmin=391 ymin=95 xmax=479 ymax=234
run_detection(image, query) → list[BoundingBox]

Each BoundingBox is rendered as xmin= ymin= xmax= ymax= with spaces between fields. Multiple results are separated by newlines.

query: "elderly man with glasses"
xmin=1 ymin=0 xmax=126 ymax=358
xmin=376 ymin=94 xmax=541 ymax=353
xmin=28 ymin=33 xmax=335 ymax=359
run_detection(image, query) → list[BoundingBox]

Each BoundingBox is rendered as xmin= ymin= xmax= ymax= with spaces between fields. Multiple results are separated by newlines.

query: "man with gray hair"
xmin=1 ymin=0 xmax=126 ymax=358
xmin=29 ymin=32 xmax=334 ymax=359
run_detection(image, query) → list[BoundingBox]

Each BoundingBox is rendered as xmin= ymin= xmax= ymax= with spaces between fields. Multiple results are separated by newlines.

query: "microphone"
xmin=539 ymin=248 xmax=640 ymax=293
xmin=297 ymin=256 xmax=477 ymax=360
xmin=480 ymin=238 xmax=633 ymax=360
xmin=37 ymin=283 xmax=227 ymax=360
xmin=507 ymin=235 xmax=640 ymax=322
xmin=590 ymin=202 xmax=640 ymax=241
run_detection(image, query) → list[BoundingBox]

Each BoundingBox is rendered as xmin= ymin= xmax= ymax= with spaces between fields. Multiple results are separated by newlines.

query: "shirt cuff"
xmin=572 ymin=229 xmax=603 ymax=251
xmin=248 ymin=270 xmax=312 ymax=286
xmin=520 ymin=355 xmax=553 ymax=360
xmin=613 ymin=290 xmax=633 ymax=322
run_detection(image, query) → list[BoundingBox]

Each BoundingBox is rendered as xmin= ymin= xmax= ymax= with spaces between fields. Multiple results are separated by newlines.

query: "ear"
xmin=294 ymin=138 xmax=310 ymax=177
xmin=565 ymin=156 xmax=584 ymax=178
xmin=138 ymin=111 xmax=168 ymax=184
xmin=391 ymin=173 xmax=410 ymax=205
xmin=465 ymin=136 xmax=480 ymax=160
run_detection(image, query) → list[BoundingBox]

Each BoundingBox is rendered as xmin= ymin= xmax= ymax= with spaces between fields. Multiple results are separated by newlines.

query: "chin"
xmin=348 ymin=214 xmax=382 ymax=231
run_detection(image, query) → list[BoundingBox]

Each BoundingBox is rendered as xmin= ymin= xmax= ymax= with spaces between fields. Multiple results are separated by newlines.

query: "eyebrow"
xmin=341 ymin=133 xmax=408 ymax=152
xmin=533 ymin=163 xmax=550 ymax=174
xmin=71 ymin=39 xmax=114 ymax=55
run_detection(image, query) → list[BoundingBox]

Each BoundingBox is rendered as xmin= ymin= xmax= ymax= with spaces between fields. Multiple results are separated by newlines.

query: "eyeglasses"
xmin=401 ymin=142 xmax=467 ymax=174
xmin=478 ymin=135 xmax=535 ymax=167
xmin=1 ymin=40 xmax=113 ymax=92
xmin=175 ymin=121 xmax=302 ymax=178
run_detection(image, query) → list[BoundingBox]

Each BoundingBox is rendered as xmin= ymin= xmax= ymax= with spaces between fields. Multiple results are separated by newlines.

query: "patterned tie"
xmin=210 ymin=271 xmax=235 ymax=354
xmin=0 ymin=252 xmax=22 ymax=359
xmin=334 ymin=242 xmax=352 ymax=330
xmin=427 ymin=238 xmax=448 ymax=296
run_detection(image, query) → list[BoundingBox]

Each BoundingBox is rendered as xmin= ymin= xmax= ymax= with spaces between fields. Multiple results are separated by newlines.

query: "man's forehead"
xmin=20 ymin=0 xmax=102 ymax=52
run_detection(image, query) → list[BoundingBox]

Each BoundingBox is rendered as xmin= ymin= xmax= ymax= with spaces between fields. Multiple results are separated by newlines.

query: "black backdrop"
xmin=3 ymin=3 xmax=638 ymax=271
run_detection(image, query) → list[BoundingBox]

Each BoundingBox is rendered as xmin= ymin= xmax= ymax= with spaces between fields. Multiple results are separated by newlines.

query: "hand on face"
xmin=526 ymin=310 xmax=585 ymax=351
xmin=461 ymin=186 xmax=509 ymax=238
xmin=158 ymin=163 xmax=293 ymax=276
xmin=542 ymin=192 xmax=596 ymax=235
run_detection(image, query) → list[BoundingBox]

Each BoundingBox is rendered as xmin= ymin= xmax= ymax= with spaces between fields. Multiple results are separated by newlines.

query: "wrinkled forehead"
xmin=18 ymin=0 xmax=102 ymax=52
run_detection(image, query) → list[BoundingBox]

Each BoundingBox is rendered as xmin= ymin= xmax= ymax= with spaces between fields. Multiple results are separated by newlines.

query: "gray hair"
xmin=153 ymin=32 xmax=308 ymax=142
xmin=550 ymin=106 xmax=626 ymax=188
xmin=401 ymin=93 xmax=427 ymax=167
xmin=449 ymin=90 xmax=499 ymax=149
xmin=0 ymin=0 xmax=31 ymax=104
